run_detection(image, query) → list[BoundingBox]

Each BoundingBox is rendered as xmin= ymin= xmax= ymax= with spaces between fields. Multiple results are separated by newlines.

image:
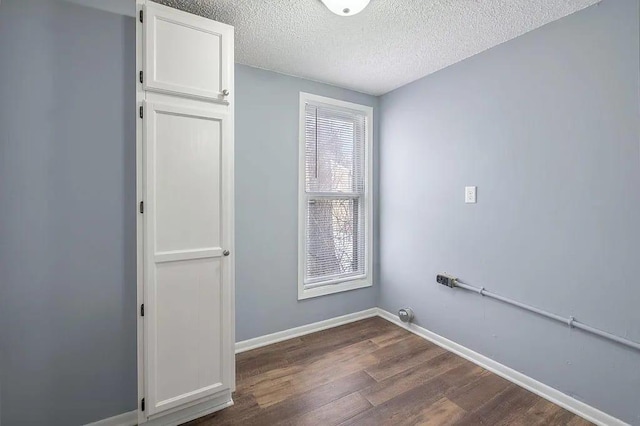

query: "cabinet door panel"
xmin=155 ymin=258 xmax=223 ymax=404
xmin=144 ymin=2 xmax=233 ymax=102
xmin=154 ymin=110 xmax=221 ymax=253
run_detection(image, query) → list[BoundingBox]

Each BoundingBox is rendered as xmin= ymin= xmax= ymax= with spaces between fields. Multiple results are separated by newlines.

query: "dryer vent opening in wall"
xmin=398 ymin=308 xmax=414 ymax=323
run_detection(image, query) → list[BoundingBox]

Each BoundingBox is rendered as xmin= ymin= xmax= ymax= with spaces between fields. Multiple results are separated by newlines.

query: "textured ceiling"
xmin=156 ymin=0 xmax=600 ymax=95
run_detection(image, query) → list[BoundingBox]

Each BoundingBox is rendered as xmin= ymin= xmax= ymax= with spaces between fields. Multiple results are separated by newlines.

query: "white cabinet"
xmin=143 ymin=1 xmax=233 ymax=103
xmin=137 ymin=2 xmax=235 ymax=424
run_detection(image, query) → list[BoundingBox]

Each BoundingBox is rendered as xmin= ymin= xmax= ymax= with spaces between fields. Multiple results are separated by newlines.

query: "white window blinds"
xmin=303 ymin=102 xmax=368 ymax=286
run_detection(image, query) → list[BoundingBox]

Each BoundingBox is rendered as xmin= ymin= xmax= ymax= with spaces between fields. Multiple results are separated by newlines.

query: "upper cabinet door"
xmin=143 ymin=2 xmax=233 ymax=103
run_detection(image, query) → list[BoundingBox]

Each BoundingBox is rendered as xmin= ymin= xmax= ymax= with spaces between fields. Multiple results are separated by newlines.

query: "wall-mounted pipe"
xmin=450 ymin=279 xmax=640 ymax=352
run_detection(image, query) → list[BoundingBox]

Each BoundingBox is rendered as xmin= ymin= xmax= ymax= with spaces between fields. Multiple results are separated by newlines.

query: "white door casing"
xmin=143 ymin=101 xmax=233 ymax=416
xmin=143 ymin=1 xmax=233 ymax=103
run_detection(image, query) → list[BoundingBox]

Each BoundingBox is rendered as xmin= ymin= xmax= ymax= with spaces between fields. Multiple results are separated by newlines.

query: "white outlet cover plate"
xmin=465 ymin=186 xmax=477 ymax=203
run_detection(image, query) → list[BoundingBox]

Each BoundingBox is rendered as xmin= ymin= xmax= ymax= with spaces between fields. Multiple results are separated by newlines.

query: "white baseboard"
xmin=375 ymin=308 xmax=628 ymax=426
xmin=234 ymin=308 xmax=379 ymax=353
xmin=143 ymin=391 xmax=233 ymax=426
xmin=84 ymin=410 xmax=137 ymax=426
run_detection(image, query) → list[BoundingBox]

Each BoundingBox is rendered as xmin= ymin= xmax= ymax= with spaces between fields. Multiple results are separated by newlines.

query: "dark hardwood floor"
xmin=186 ymin=317 xmax=591 ymax=425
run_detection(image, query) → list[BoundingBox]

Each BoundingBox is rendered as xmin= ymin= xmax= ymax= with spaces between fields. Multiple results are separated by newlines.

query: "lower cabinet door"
xmin=143 ymin=100 xmax=233 ymax=416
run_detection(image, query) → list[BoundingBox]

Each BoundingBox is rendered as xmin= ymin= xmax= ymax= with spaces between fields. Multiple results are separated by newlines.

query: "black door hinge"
xmin=139 ymin=106 xmax=143 ymax=119
xmin=140 ymin=304 xmax=144 ymax=317
xmin=139 ymin=10 xmax=143 ymax=23
xmin=141 ymin=398 xmax=145 ymax=411
xmin=139 ymin=71 xmax=143 ymax=84
xmin=139 ymin=201 xmax=144 ymax=213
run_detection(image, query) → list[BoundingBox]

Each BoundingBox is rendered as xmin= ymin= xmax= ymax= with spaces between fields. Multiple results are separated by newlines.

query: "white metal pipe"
xmin=454 ymin=280 xmax=640 ymax=352
xmin=573 ymin=322 xmax=640 ymax=351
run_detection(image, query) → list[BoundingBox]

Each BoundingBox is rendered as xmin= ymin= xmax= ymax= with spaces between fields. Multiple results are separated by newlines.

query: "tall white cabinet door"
xmin=143 ymin=1 xmax=233 ymax=103
xmin=143 ymin=101 xmax=233 ymax=416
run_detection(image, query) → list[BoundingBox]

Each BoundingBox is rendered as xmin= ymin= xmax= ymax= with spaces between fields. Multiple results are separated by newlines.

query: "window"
xmin=298 ymin=93 xmax=373 ymax=300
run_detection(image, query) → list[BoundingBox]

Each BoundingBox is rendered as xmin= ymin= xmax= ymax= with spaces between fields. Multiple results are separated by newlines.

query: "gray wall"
xmin=0 ymin=0 xmax=137 ymax=424
xmin=378 ymin=0 xmax=640 ymax=424
xmin=234 ymin=64 xmax=379 ymax=341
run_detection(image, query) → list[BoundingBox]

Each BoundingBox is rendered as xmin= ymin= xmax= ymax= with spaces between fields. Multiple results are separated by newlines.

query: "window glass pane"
xmin=305 ymin=104 xmax=366 ymax=194
xmin=305 ymin=198 xmax=365 ymax=282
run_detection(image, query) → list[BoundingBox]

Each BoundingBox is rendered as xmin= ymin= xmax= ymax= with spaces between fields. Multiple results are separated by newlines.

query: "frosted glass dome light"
xmin=320 ymin=0 xmax=371 ymax=16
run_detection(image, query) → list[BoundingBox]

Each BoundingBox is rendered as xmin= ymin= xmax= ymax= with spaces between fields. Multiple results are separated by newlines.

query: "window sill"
xmin=298 ymin=278 xmax=372 ymax=300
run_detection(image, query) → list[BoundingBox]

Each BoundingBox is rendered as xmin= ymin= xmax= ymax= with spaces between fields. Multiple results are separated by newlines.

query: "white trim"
xmin=234 ymin=308 xmax=378 ymax=353
xmin=135 ymin=1 xmax=146 ymax=423
xmin=224 ymin=23 xmax=236 ymax=394
xmin=375 ymin=308 xmax=629 ymax=426
xmin=84 ymin=411 xmax=137 ymax=426
xmin=144 ymin=391 xmax=233 ymax=426
xmin=297 ymin=92 xmax=374 ymax=300
xmin=85 ymin=395 xmax=232 ymax=426
xmin=298 ymin=278 xmax=372 ymax=299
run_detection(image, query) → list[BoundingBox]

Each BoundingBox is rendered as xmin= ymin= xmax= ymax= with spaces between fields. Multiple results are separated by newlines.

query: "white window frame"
xmin=298 ymin=92 xmax=374 ymax=300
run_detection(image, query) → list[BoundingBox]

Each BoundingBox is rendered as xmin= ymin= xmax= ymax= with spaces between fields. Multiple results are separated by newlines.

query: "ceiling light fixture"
xmin=320 ymin=0 xmax=371 ymax=16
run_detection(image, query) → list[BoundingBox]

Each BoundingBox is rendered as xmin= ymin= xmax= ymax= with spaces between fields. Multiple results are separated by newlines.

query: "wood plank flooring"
xmin=185 ymin=317 xmax=591 ymax=426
